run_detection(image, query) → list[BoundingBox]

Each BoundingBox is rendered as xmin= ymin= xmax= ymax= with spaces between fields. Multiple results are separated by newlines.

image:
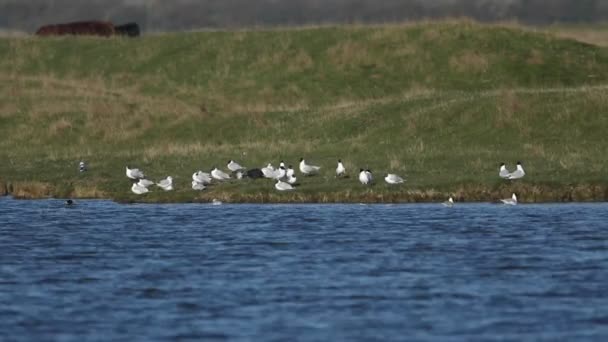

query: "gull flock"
xmin=124 ymin=159 xmax=526 ymax=205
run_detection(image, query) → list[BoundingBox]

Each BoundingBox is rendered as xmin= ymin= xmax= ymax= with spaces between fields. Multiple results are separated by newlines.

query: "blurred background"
xmin=1 ymin=0 xmax=608 ymax=33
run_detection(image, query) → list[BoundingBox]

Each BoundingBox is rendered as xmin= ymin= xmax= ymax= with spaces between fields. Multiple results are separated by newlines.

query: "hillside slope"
xmin=1 ymin=22 xmax=608 ymax=202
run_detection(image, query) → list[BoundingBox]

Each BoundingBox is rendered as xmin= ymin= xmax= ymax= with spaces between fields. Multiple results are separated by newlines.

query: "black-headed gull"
xmin=442 ymin=196 xmax=454 ymax=207
xmin=286 ymin=165 xmax=295 ymax=178
xmin=299 ymin=158 xmax=321 ymax=175
xmin=336 ymin=159 xmax=346 ymax=177
xmin=359 ymin=169 xmax=371 ymax=185
xmin=499 ymin=163 xmax=510 ymax=179
xmin=507 ymin=162 xmax=525 ymax=180
xmin=501 ymin=193 xmax=518 ymax=205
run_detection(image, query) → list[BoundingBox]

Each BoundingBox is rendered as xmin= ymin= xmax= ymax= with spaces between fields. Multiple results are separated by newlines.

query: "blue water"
xmin=1 ymin=197 xmax=608 ymax=341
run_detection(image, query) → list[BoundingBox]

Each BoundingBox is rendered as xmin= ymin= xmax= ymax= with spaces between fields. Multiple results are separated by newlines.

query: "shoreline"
xmin=2 ymin=180 xmax=607 ymax=203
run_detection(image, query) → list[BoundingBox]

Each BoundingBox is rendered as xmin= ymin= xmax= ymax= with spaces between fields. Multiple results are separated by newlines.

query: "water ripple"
xmin=1 ymin=197 xmax=608 ymax=340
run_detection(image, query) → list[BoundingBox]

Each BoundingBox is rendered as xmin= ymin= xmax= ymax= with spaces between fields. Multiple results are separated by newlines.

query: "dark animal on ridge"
xmin=114 ymin=22 xmax=140 ymax=37
xmin=35 ymin=21 xmax=115 ymax=37
xmin=245 ymin=169 xmax=264 ymax=179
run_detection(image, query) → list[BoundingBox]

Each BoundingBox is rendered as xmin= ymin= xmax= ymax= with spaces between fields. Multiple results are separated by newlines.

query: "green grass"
xmin=1 ymin=20 xmax=608 ymax=202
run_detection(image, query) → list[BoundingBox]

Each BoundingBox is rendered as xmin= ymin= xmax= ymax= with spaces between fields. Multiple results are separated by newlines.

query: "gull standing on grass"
xmin=336 ymin=160 xmax=346 ymax=177
xmin=501 ymin=193 xmax=518 ymax=205
xmin=211 ymin=167 xmax=231 ymax=181
xmin=126 ymin=166 xmax=145 ymax=180
xmin=156 ymin=176 xmax=173 ymax=191
xmin=384 ymin=173 xmax=404 ymax=184
xmin=300 ymin=158 xmax=321 ymax=175
xmin=79 ymin=161 xmax=87 ymax=172
xmin=131 ymin=182 xmax=149 ymax=195
xmin=275 ymin=179 xmax=295 ymax=191
xmin=508 ymin=162 xmax=526 ymax=180
xmin=499 ymin=163 xmax=510 ymax=179
xmin=359 ymin=169 xmax=371 ymax=185
xmin=227 ymin=160 xmax=245 ymax=172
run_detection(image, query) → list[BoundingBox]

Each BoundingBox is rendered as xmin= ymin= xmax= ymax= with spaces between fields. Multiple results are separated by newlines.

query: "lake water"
xmin=1 ymin=196 xmax=607 ymax=341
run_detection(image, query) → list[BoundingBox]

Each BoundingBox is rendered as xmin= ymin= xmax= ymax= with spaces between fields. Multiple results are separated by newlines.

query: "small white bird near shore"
xmin=501 ymin=193 xmax=518 ymax=205
xmin=443 ymin=196 xmax=454 ymax=207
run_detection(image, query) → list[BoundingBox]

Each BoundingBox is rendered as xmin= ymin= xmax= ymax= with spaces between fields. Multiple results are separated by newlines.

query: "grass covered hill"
xmin=1 ymin=21 xmax=608 ymax=202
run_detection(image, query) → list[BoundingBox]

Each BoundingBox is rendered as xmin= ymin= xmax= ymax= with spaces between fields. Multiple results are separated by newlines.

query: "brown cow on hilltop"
xmin=36 ymin=21 xmax=115 ymax=37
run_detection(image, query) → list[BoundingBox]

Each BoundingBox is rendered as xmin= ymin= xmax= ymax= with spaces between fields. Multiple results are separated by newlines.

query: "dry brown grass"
xmin=449 ymin=51 xmax=490 ymax=73
xmin=327 ymin=41 xmax=374 ymax=68
xmin=551 ymin=29 xmax=608 ymax=47
xmin=494 ymin=89 xmax=522 ymax=128
xmin=72 ymin=184 xmax=106 ymax=198
xmin=526 ymin=49 xmax=544 ymax=65
xmin=48 ymin=118 xmax=73 ymax=135
xmin=11 ymin=181 xmax=53 ymax=199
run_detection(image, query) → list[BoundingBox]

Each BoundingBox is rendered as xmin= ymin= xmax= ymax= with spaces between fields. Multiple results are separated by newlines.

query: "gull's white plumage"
xmin=131 ymin=183 xmax=149 ymax=195
xmin=336 ymin=160 xmax=346 ymax=177
xmin=192 ymin=180 xmax=206 ymax=191
xmin=501 ymin=193 xmax=518 ymax=205
xmin=443 ymin=196 xmax=454 ymax=207
xmin=227 ymin=160 xmax=245 ymax=172
xmin=262 ymin=163 xmax=275 ymax=178
xmin=157 ymin=176 xmax=173 ymax=191
xmin=499 ymin=163 xmax=510 ymax=179
xmin=299 ymin=158 xmax=321 ymax=175
xmin=359 ymin=169 xmax=371 ymax=185
xmin=507 ymin=162 xmax=525 ymax=180
xmin=275 ymin=179 xmax=294 ymax=191
xmin=193 ymin=171 xmax=212 ymax=184
xmin=211 ymin=168 xmax=231 ymax=180
xmin=384 ymin=173 xmax=404 ymax=184
xmin=137 ymin=179 xmax=154 ymax=187
xmin=126 ymin=166 xmax=145 ymax=179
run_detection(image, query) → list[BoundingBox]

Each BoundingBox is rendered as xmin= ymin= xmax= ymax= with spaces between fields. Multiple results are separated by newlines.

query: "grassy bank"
xmin=1 ymin=21 xmax=608 ymax=203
